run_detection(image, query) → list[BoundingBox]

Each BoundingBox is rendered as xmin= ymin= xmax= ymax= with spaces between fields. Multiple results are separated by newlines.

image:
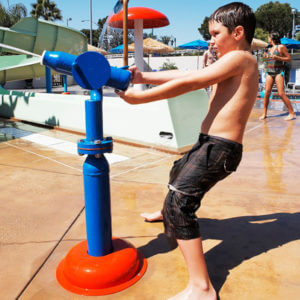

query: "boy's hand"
xmin=129 ymin=66 xmax=143 ymax=84
xmin=115 ymin=88 xmax=144 ymax=105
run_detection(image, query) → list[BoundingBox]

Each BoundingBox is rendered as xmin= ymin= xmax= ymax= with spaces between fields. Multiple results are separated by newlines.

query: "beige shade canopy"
xmin=128 ymin=38 xmax=174 ymax=54
xmin=87 ymin=44 xmax=107 ymax=55
xmin=251 ymin=38 xmax=268 ymax=50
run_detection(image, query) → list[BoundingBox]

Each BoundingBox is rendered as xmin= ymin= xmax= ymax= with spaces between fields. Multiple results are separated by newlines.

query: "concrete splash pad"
xmin=0 ymin=109 xmax=299 ymax=299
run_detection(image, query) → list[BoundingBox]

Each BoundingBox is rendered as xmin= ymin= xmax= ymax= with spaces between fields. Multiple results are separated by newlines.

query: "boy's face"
xmin=209 ymin=21 xmax=236 ymax=58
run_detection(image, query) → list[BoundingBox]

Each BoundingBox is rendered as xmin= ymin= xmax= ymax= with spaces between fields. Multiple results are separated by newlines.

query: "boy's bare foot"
xmin=167 ymin=283 xmax=217 ymax=300
xmin=140 ymin=211 xmax=163 ymax=222
xmin=259 ymin=114 xmax=267 ymax=120
xmin=284 ymin=113 xmax=296 ymax=121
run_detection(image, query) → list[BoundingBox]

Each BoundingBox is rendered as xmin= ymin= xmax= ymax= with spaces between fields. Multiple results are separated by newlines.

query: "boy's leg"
xmin=167 ymin=237 xmax=217 ymax=300
xmin=161 ymin=190 xmax=216 ymax=300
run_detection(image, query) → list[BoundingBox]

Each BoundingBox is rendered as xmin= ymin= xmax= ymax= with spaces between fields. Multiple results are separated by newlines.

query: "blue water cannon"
xmin=41 ymin=50 xmax=147 ymax=296
xmin=41 ymin=50 xmax=131 ymax=91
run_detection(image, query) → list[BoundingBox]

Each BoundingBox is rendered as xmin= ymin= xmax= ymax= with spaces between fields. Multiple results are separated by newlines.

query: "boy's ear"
xmin=233 ymin=25 xmax=245 ymax=41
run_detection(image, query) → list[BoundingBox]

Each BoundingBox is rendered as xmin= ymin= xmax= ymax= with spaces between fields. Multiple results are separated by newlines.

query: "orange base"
xmin=56 ymin=238 xmax=147 ymax=296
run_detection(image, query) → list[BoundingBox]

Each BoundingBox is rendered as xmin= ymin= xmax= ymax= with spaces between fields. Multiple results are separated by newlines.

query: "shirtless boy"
xmin=116 ymin=2 xmax=258 ymax=299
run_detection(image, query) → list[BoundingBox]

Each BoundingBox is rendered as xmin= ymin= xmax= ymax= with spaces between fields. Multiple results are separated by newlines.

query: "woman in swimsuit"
xmin=260 ymin=32 xmax=296 ymax=120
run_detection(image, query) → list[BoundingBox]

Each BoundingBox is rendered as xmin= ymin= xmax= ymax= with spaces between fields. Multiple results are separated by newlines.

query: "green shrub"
xmin=160 ymin=59 xmax=178 ymax=70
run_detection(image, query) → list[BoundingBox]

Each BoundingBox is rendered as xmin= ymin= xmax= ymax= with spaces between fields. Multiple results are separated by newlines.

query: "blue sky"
xmin=5 ymin=0 xmax=300 ymax=45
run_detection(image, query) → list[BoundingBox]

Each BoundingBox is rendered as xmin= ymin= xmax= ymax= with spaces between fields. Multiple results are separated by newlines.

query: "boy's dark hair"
xmin=269 ymin=32 xmax=281 ymax=45
xmin=209 ymin=2 xmax=256 ymax=45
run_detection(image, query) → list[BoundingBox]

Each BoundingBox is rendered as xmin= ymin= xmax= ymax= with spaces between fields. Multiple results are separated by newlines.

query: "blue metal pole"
xmin=85 ymin=90 xmax=103 ymax=141
xmin=62 ymin=75 xmax=68 ymax=93
xmin=83 ymin=89 xmax=113 ymax=257
xmin=45 ymin=66 xmax=52 ymax=93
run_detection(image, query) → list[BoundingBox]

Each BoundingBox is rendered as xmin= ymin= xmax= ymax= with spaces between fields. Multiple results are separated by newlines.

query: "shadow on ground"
xmin=138 ymin=212 xmax=300 ymax=292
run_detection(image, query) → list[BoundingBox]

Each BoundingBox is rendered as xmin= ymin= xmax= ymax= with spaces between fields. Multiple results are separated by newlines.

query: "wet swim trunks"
xmin=162 ymin=133 xmax=243 ymax=239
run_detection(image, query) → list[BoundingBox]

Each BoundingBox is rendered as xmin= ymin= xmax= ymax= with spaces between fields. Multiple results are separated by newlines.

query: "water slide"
xmin=0 ymin=17 xmax=87 ymax=84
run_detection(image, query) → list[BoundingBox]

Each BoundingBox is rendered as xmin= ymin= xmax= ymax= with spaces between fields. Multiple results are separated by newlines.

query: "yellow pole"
xmin=122 ymin=0 xmax=128 ymax=66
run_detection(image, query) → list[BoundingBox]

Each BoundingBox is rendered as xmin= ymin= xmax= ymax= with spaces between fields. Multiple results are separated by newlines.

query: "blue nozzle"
xmin=42 ymin=50 xmax=131 ymax=91
xmin=106 ymin=66 xmax=131 ymax=91
xmin=41 ymin=51 xmax=76 ymax=76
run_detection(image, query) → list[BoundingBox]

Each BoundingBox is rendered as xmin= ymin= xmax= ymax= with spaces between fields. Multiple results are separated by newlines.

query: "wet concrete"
xmin=0 ymin=108 xmax=299 ymax=300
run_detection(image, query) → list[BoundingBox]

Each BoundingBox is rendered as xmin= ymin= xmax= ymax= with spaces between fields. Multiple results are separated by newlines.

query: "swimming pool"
xmin=255 ymin=93 xmax=300 ymax=112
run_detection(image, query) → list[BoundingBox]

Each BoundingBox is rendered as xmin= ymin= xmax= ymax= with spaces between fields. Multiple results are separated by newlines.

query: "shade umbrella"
xmin=178 ymin=39 xmax=209 ymax=50
xmin=251 ymin=38 xmax=268 ymax=50
xmin=87 ymin=44 xmax=107 ymax=55
xmin=280 ymin=37 xmax=300 ymax=49
xmin=178 ymin=39 xmax=208 ymax=69
xmin=110 ymin=44 xmax=125 ymax=54
xmin=129 ymin=38 xmax=174 ymax=70
xmin=128 ymin=38 xmax=174 ymax=54
xmin=109 ymin=44 xmax=134 ymax=54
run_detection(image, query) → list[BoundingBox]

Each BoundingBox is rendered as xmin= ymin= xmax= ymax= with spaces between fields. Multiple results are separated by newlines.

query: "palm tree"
xmin=30 ymin=0 xmax=62 ymax=22
xmin=0 ymin=2 xmax=27 ymax=27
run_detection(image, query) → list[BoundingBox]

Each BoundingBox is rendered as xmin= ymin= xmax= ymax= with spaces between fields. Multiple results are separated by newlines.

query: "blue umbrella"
xmin=178 ymin=39 xmax=209 ymax=69
xmin=178 ymin=39 xmax=209 ymax=50
xmin=109 ymin=44 xmax=124 ymax=54
xmin=109 ymin=44 xmax=134 ymax=54
xmin=280 ymin=38 xmax=300 ymax=49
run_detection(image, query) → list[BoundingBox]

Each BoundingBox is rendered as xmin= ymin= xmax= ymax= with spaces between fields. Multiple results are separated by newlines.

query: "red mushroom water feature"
xmin=109 ymin=7 xmax=169 ymax=87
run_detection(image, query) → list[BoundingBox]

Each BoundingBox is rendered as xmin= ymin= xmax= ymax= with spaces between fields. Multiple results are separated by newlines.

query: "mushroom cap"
xmin=108 ymin=7 xmax=170 ymax=29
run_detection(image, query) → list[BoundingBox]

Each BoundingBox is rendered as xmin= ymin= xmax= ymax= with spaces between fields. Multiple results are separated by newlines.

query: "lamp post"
xmin=90 ymin=0 xmax=93 ymax=45
xmin=292 ymin=8 xmax=297 ymax=39
xmin=66 ymin=17 xmax=72 ymax=27
xmin=81 ymin=20 xmax=98 ymax=45
xmin=170 ymin=35 xmax=177 ymax=54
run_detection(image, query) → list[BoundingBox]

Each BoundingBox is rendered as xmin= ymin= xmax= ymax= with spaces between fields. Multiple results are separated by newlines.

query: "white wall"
xmin=0 ymin=88 xmax=208 ymax=153
xmin=107 ymin=55 xmax=204 ymax=71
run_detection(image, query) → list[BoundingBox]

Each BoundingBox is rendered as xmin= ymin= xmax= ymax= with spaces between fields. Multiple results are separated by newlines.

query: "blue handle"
xmin=42 ymin=51 xmax=131 ymax=91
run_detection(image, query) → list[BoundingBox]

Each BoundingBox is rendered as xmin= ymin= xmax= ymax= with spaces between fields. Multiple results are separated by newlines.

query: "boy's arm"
xmin=130 ymin=66 xmax=192 ymax=85
xmin=117 ymin=51 xmax=247 ymax=104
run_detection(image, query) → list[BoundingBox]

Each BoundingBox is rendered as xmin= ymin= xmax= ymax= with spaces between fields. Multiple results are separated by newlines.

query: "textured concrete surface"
xmin=0 ymin=108 xmax=299 ymax=300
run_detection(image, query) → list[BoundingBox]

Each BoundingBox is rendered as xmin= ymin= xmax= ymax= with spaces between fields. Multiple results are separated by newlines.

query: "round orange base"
xmin=56 ymin=238 xmax=147 ymax=296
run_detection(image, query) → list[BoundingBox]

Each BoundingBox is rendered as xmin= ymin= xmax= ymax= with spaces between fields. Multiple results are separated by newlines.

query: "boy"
xmin=116 ymin=2 xmax=258 ymax=299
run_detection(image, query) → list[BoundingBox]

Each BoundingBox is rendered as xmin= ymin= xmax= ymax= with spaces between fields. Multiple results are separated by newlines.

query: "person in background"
xmin=202 ymin=41 xmax=217 ymax=68
xmin=259 ymin=32 xmax=296 ymax=121
xmin=202 ymin=41 xmax=218 ymax=94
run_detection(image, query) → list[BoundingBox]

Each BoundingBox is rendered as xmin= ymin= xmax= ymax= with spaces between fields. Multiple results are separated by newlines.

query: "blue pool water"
xmin=255 ymin=98 xmax=300 ymax=112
